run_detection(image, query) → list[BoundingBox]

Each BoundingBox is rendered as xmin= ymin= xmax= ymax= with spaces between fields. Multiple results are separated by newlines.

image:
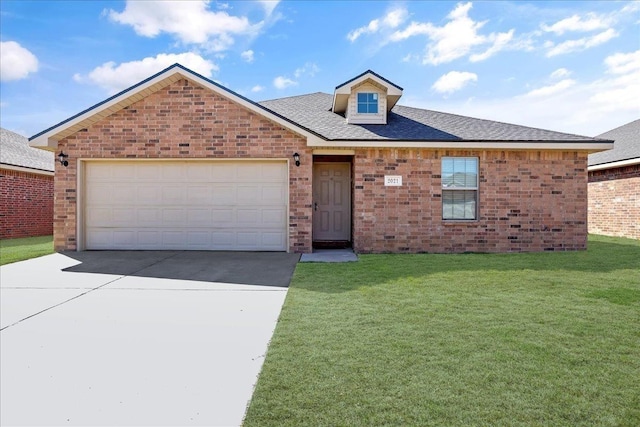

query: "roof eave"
xmin=307 ymin=139 xmax=614 ymax=150
xmin=588 ymin=157 xmax=640 ymax=171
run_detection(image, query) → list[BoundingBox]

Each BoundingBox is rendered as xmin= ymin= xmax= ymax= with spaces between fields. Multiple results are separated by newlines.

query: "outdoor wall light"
xmin=293 ymin=152 xmax=300 ymax=167
xmin=57 ymin=151 xmax=69 ymax=167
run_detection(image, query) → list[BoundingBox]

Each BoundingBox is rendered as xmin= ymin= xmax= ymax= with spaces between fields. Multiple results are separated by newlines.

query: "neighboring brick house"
xmin=30 ymin=65 xmax=612 ymax=253
xmin=588 ymin=120 xmax=639 ymax=239
xmin=1 ymin=127 xmax=54 ymax=239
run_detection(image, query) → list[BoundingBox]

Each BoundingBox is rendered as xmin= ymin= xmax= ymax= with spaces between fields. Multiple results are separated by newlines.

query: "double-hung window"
xmin=357 ymin=93 xmax=378 ymax=114
xmin=441 ymin=157 xmax=478 ymax=220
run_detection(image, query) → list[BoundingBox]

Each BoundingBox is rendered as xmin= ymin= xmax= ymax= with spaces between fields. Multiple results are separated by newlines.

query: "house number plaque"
xmin=384 ymin=175 xmax=402 ymax=186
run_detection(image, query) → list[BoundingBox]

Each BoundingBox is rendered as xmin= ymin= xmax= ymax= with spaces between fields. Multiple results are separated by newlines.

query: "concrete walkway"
xmin=0 ymin=252 xmax=295 ymax=426
xmin=299 ymin=248 xmax=359 ymax=262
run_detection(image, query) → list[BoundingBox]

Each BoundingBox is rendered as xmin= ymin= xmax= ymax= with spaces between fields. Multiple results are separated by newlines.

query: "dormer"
xmin=332 ymin=70 xmax=403 ymax=125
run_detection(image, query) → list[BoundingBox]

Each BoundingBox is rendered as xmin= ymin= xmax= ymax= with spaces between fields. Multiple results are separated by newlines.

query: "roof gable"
xmin=30 ymin=63 xmax=323 ymax=149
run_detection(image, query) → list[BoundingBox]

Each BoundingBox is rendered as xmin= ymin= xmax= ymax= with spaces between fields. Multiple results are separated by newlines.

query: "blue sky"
xmin=1 ymin=1 xmax=638 ymax=138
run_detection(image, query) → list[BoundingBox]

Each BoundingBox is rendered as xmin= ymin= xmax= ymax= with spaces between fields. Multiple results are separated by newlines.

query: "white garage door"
xmin=84 ymin=161 xmax=288 ymax=251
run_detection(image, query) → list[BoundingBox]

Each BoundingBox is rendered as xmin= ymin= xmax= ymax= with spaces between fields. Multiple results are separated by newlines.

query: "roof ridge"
xmin=258 ymin=92 xmax=331 ymax=103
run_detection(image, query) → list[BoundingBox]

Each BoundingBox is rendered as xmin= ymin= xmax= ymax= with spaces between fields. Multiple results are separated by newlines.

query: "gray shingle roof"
xmin=588 ymin=119 xmax=640 ymax=166
xmin=259 ymin=92 xmax=602 ymax=142
xmin=1 ymin=128 xmax=54 ymax=172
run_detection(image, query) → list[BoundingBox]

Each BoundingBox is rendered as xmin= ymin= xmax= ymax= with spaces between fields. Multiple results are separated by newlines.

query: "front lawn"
xmin=244 ymin=235 xmax=640 ymax=426
xmin=0 ymin=235 xmax=54 ymax=266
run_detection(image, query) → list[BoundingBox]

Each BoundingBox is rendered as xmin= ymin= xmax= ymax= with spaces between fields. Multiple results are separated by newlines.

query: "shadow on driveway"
xmin=61 ymin=251 xmax=300 ymax=287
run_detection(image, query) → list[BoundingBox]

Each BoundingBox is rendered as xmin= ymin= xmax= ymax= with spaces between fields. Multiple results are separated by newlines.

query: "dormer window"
xmin=357 ymin=93 xmax=378 ymax=114
xmin=332 ymin=70 xmax=403 ymax=125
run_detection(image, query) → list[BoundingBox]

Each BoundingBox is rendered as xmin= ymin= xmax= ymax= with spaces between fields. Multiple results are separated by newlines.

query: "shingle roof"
xmin=259 ymin=92 xmax=602 ymax=142
xmin=588 ymin=119 xmax=640 ymax=166
xmin=1 ymin=127 xmax=54 ymax=172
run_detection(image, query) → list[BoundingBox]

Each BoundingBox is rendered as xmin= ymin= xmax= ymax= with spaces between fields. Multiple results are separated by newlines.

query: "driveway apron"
xmin=0 ymin=251 xmax=298 ymax=426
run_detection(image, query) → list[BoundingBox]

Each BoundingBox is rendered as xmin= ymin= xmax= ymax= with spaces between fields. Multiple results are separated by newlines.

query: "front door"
xmin=313 ymin=162 xmax=351 ymax=242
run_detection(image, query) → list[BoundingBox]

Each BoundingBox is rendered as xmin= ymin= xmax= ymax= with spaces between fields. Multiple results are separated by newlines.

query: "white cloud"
xmin=347 ymin=7 xmax=407 ymax=42
xmin=0 ymin=41 xmax=39 ymax=82
xmin=241 ymin=49 xmax=255 ymax=63
xmin=470 ymin=29 xmax=514 ymax=62
xmin=432 ymin=71 xmax=478 ymax=94
xmin=258 ymin=0 xmax=280 ymax=17
xmin=74 ymin=52 xmax=218 ymax=94
xmin=107 ymin=0 xmax=269 ymax=52
xmin=273 ymin=76 xmax=297 ymax=89
xmin=422 ymin=49 xmax=640 ymax=136
xmin=550 ymin=68 xmax=572 ymax=79
xmin=525 ymin=79 xmax=576 ymax=97
xmin=545 ymin=28 xmax=618 ymax=57
xmin=389 ymin=2 xmax=520 ymax=65
xmin=251 ymin=85 xmax=264 ymax=92
xmin=294 ymin=62 xmax=319 ymax=78
xmin=541 ymin=13 xmax=612 ymax=35
xmin=604 ymin=50 xmax=640 ymax=75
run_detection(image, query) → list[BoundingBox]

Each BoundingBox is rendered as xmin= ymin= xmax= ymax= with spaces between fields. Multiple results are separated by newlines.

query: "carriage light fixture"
xmin=57 ymin=151 xmax=69 ymax=167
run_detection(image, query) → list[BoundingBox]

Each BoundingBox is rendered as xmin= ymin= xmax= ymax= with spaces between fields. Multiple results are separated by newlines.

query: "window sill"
xmin=443 ymin=219 xmax=479 ymax=224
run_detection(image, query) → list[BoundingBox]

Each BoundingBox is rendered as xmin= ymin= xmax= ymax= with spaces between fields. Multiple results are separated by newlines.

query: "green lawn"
xmin=0 ymin=235 xmax=54 ymax=266
xmin=244 ymin=235 xmax=640 ymax=426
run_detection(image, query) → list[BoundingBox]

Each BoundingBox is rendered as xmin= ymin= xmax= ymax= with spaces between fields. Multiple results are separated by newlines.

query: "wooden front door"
xmin=313 ymin=163 xmax=351 ymax=242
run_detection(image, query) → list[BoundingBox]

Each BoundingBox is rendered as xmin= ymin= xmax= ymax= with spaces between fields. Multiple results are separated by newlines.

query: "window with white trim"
xmin=441 ymin=157 xmax=478 ymax=220
xmin=357 ymin=93 xmax=378 ymax=114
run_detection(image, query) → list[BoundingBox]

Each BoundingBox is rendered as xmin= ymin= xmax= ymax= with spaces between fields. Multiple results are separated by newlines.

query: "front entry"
xmin=312 ymin=162 xmax=351 ymax=244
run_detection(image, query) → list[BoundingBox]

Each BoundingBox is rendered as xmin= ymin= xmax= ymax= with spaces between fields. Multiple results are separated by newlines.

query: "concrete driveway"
xmin=0 ymin=251 xmax=299 ymax=426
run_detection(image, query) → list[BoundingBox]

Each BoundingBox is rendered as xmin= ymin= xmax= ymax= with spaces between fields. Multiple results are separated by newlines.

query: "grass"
xmin=0 ymin=235 xmax=54 ymax=266
xmin=244 ymin=235 xmax=640 ymax=426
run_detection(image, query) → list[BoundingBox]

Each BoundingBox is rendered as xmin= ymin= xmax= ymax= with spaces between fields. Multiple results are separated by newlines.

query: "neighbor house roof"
xmin=1 ymin=127 xmax=54 ymax=174
xmin=30 ymin=63 xmax=613 ymax=152
xmin=588 ymin=119 xmax=640 ymax=170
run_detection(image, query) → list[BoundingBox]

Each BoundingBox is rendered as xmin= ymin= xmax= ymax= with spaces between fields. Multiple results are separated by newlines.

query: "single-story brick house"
xmin=1 ymin=127 xmax=54 ymax=239
xmin=30 ymin=64 xmax=613 ymax=253
xmin=588 ymin=119 xmax=639 ymax=239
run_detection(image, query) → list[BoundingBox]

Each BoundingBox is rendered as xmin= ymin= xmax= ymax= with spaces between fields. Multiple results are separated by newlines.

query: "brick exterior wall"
xmin=0 ymin=168 xmax=54 ymax=239
xmin=54 ymin=78 xmax=312 ymax=252
xmin=588 ymin=164 xmax=640 ymax=239
xmin=352 ymin=149 xmax=588 ymax=253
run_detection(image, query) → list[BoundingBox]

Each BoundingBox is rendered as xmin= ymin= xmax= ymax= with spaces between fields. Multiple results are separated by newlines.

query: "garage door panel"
xmin=262 ymin=185 xmax=286 ymax=204
xmin=162 ymin=164 xmax=185 ymax=180
xmin=137 ymin=209 xmax=161 ymax=226
xmin=86 ymin=208 xmax=112 ymax=226
xmin=162 ymin=209 xmax=185 ymax=225
xmin=138 ymin=186 xmax=161 ymax=203
xmin=263 ymin=208 xmax=286 ymax=226
xmin=113 ymin=230 xmax=136 ymax=247
xmin=213 ymin=186 xmax=236 ymax=204
xmin=136 ymin=164 xmax=161 ymax=180
xmin=162 ymin=186 xmax=186 ymax=204
xmin=162 ymin=231 xmax=186 ymax=246
xmin=112 ymin=164 xmax=137 ymax=180
xmin=187 ymin=209 xmax=212 ymax=226
xmin=187 ymin=186 xmax=213 ymax=204
xmin=139 ymin=231 xmax=160 ymax=246
xmin=85 ymin=161 xmax=287 ymax=251
xmin=86 ymin=184 xmax=112 ymax=204
xmin=211 ymin=164 xmax=237 ymax=181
